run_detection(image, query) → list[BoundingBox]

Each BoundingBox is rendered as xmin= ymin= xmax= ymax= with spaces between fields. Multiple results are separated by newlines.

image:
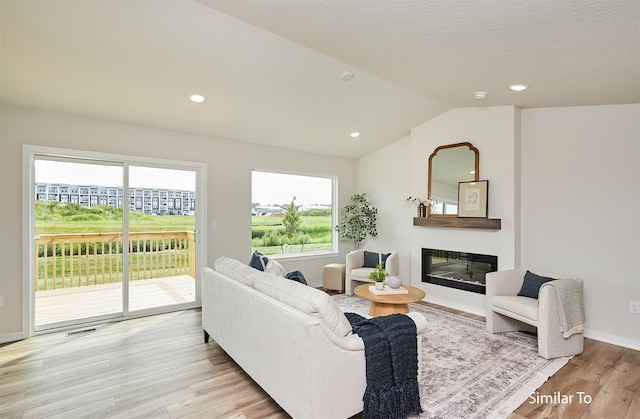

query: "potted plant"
xmin=335 ymin=193 xmax=378 ymax=250
xmin=369 ymin=263 xmax=388 ymax=290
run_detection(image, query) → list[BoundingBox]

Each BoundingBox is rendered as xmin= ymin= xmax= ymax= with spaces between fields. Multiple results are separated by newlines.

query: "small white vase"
xmin=385 ymin=275 xmax=402 ymax=289
xmin=375 ymin=281 xmax=384 ymax=290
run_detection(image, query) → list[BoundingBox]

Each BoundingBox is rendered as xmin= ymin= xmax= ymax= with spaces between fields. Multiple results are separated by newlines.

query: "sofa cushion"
xmin=518 ymin=270 xmax=555 ymax=299
xmin=492 ymin=295 xmax=539 ymax=321
xmin=350 ymin=267 xmax=375 ymax=280
xmin=215 ymin=256 xmax=258 ymax=287
xmin=253 ymin=274 xmax=353 ymax=337
xmin=363 ymin=251 xmax=390 ymax=268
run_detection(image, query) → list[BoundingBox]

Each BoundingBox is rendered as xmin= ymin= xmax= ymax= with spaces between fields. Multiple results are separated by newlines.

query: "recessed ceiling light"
xmin=341 ymin=72 xmax=354 ymax=81
xmin=350 ymin=131 xmax=361 ymax=138
xmin=509 ymin=84 xmax=528 ymax=92
xmin=190 ymin=94 xmax=205 ymax=103
xmin=474 ymin=91 xmax=488 ymax=99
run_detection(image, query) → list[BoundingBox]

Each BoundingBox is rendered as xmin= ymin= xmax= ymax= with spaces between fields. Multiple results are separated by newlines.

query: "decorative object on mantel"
xmin=335 ymin=193 xmax=378 ymax=250
xmin=406 ymin=196 xmax=432 ymax=217
xmin=458 ymin=180 xmax=489 ymax=218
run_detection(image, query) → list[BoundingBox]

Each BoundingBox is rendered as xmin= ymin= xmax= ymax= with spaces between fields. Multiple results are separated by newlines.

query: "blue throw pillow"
xmin=363 ymin=251 xmax=391 ymax=268
xmin=285 ymin=270 xmax=308 ymax=285
xmin=249 ymin=251 xmax=268 ymax=271
xmin=517 ymin=270 xmax=555 ymax=299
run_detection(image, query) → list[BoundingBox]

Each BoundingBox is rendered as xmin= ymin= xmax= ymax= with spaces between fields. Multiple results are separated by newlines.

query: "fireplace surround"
xmin=421 ymin=248 xmax=497 ymax=294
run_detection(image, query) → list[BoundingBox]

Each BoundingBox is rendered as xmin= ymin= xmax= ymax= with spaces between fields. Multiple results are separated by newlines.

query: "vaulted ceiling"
xmin=2 ymin=0 xmax=638 ymax=158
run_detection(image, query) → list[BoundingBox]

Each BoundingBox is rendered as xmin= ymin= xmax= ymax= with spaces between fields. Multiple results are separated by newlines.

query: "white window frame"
xmin=251 ymin=168 xmax=338 ymax=261
xmin=22 ymin=145 xmax=207 ymax=337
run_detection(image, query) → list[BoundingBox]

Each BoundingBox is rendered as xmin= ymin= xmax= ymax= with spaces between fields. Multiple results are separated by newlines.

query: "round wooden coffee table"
xmin=354 ymin=284 xmax=426 ymax=317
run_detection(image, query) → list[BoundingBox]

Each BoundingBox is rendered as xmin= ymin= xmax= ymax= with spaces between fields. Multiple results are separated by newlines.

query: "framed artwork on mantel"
xmin=458 ymin=180 xmax=488 ymax=218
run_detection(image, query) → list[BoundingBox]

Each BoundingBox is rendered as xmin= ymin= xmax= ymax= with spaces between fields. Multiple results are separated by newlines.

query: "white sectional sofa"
xmin=202 ymin=256 xmax=427 ymax=419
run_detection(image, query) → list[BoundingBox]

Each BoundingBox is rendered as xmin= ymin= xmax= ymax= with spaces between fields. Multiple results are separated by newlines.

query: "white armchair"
xmin=345 ymin=249 xmax=399 ymax=295
xmin=486 ymin=268 xmax=585 ymax=359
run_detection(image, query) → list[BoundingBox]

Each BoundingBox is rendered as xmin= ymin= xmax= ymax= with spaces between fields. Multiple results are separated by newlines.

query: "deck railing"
xmin=34 ymin=231 xmax=195 ymax=291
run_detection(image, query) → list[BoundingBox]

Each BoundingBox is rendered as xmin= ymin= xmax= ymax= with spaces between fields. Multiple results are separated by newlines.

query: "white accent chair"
xmin=345 ymin=249 xmax=398 ymax=295
xmin=486 ymin=269 xmax=584 ymax=359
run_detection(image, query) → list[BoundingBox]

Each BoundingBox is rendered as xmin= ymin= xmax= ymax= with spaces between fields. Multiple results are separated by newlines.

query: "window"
xmin=251 ymin=170 xmax=334 ymax=256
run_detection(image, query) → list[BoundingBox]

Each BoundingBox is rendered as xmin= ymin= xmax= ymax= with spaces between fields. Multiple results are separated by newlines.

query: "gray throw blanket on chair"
xmin=345 ymin=312 xmax=422 ymax=419
xmin=541 ymin=278 xmax=586 ymax=338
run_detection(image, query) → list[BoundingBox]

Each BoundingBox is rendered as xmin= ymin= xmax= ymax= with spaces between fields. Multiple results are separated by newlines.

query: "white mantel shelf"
xmin=413 ymin=217 xmax=502 ymax=230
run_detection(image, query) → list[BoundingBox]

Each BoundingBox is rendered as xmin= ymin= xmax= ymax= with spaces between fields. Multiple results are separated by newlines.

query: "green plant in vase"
xmin=369 ymin=263 xmax=388 ymax=289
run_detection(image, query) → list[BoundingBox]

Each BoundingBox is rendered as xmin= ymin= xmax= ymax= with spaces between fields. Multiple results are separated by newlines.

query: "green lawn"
xmin=36 ymin=201 xmax=194 ymax=234
xmin=34 ymin=202 xmax=196 ymax=289
xmin=251 ymin=212 xmax=332 ymax=255
xmin=34 ymin=201 xmax=332 ymax=256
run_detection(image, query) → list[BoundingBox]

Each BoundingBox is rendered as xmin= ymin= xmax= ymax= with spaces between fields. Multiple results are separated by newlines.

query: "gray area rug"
xmin=332 ymin=294 xmax=570 ymax=419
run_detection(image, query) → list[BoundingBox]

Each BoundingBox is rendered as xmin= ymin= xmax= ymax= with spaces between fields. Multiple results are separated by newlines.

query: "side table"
xmin=323 ymin=263 xmax=346 ymax=292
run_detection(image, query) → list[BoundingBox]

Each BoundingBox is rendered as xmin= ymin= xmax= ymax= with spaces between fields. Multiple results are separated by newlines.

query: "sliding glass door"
xmin=30 ymin=149 xmax=203 ymax=332
xmin=34 ymin=157 xmax=125 ymax=330
xmin=127 ymin=165 xmax=196 ymax=313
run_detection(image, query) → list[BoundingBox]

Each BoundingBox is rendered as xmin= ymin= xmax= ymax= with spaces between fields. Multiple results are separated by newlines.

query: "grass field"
xmin=32 ymin=202 xmax=334 ymax=290
xmin=34 ymin=201 xmax=332 ymax=256
xmin=34 ymin=202 xmax=196 ymax=289
xmin=251 ymin=212 xmax=332 ymax=255
xmin=35 ymin=201 xmax=195 ymax=234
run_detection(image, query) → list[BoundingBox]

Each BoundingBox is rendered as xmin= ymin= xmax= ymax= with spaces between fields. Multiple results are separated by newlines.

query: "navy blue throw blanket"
xmin=345 ymin=312 xmax=422 ymax=419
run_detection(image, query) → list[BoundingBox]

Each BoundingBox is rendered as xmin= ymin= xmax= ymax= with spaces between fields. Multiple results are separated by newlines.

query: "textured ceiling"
xmin=200 ymin=0 xmax=640 ymax=108
xmin=2 ymin=0 xmax=638 ymax=159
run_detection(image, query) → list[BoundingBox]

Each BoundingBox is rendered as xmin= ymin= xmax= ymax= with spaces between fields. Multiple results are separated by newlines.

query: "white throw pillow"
xmin=265 ymin=259 xmax=287 ymax=277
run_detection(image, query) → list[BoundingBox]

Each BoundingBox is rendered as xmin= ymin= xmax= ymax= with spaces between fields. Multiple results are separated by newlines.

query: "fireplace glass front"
xmin=421 ymin=248 xmax=498 ymax=294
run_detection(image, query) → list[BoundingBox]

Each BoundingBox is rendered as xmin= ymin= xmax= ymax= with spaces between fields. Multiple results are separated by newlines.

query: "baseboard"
xmin=0 ymin=330 xmax=26 ymax=345
xmin=583 ymin=329 xmax=640 ymax=351
xmin=424 ymin=294 xmax=486 ymax=318
xmin=309 ymin=280 xmax=323 ymax=289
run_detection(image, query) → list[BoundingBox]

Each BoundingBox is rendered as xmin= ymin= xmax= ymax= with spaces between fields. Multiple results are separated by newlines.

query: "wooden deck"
xmin=35 ymin=275 xmax=196 ymax=326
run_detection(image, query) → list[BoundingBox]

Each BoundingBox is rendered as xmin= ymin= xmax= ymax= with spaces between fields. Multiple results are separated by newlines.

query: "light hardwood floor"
xmin=1 ymin=301 xmax=638 ymax=418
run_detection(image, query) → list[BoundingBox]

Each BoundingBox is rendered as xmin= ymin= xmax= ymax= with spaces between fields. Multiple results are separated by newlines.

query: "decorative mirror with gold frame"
xmin=428 ymin=142 xmax=479 ymax=217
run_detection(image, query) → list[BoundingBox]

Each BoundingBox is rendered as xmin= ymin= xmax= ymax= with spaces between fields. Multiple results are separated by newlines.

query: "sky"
xmin=35 ymin=161 xmax=332 ymax=206
xmin=251 ymin=171 xmax=332 ymax=206
xmin=35 ymin=160 xmax=195 ymax=190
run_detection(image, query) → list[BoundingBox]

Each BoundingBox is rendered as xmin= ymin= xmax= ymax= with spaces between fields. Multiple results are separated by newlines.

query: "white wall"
xmin=359 ymin=107 xmax=520 ymax=308
xmin=357 ymin=135 xmax=414 ymax=280
xmin=3 ymin=103 xmax=639 ymax=350
xmin=409 ymin=106 xmax=520 ymax=315
xmin=521 ymin=104 xmax=640 ymax=350
xmin=0 ymin=105 xmax=358 ymax=341
xmin=360 ymin=104 xmax=640 ymax=350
